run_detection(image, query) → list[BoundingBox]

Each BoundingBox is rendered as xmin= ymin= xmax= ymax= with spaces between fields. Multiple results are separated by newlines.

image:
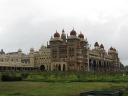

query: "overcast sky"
xmin=0 ymin=0 xmax=128 ymax=65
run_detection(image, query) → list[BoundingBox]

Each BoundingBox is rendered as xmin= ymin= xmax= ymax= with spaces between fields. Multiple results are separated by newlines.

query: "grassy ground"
xmin=1 ymin=72 xmax=128 ymax=82
xmin=0 ymin=82 xmax=127 ymax=96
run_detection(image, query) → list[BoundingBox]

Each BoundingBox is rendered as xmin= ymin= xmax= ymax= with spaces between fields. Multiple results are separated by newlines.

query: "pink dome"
xmin=78 ymin=33 xmax=84 ymax=38
xmin=54 ymin=32 xmax=60 ymax=37
xmin=70 ymin=29 xmax=76 ymax=36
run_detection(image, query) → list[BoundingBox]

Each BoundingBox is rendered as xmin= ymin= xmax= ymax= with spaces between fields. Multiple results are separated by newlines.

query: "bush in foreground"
xmin=1 ymin=73 xmax=22 ymax=81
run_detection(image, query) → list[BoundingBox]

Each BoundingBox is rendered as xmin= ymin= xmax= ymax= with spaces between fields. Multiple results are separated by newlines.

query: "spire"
xmin=51 ymin=36 xmax=53 ymax=39
xmin=70 ymin=28 xmax=76 ymax=36
xmin=94 ymin=42 xmax=99 ymax=47
xmin=100 ymin=44 xmax=104 ymax=49
xmin=0 ymin=49 xmax=5 ymax=54
xmin=61 ymin=29 xmax=66 ymax=43
xmin=62 ymin=29 xmax=65 ymax=35
xmin=62 ymin=29 xmax=65 ymax=33
xmin=56 ymin=30 xmax=57 ymax=32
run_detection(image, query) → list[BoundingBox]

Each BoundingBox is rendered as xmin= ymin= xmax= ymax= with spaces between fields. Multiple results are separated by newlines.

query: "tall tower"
xmin=49 ymin=31 xmax=63 ymax=62
xmin=61 ymin=29 xmax=66 ymax=43
xmin=78 ymin=32 xmax=89 ymax=71
xmin=67 ymin=29 xmax=81 ymax=71
xmin=108 ymin=47 xmax=120 ymax=72
xmin=18 ymin=49 xmax=22 ymax=63
xmin=29 ymin=48 xmax=35 ymax=67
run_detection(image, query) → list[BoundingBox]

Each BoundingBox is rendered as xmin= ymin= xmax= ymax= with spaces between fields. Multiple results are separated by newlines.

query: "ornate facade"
xmin=0 ymin=29 xmax=122 ymax=72
xmin=49 ymin=29 xmax=121 ymax=72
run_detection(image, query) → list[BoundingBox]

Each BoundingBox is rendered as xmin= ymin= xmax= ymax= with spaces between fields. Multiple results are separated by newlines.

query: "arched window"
xmin=93 ymin=60 xmax=96 ymax=67
xmin=63 ymin=64 xmax=66 ymax=71
xmin=40 ymin=65 xmax=45 ymax=71
xmin=58 ymin=65 xmax=61 ymax=71
xmin=99 ymin=61 xmax=101 ymax=67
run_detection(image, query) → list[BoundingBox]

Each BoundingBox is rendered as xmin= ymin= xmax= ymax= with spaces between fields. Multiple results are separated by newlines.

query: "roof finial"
xmin=62 ymin=29 xmax=65 ymax=33
xmin=51 ymin=36 xmax=53 ymax=39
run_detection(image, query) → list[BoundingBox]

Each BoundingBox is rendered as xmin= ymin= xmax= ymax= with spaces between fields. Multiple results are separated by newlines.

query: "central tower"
xmin=49 ymin=29 xmax=89 ymax=71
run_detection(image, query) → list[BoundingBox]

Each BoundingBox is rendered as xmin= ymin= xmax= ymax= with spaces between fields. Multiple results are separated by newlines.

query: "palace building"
xmin=48 ymin=29 xmax=121 ymax=72
xmin=0 ymin=29 xmax=122 ymax=72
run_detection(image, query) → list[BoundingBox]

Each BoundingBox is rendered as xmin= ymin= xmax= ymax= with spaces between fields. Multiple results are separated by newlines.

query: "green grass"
xmin=1 ymin=72 xmax=128 ymax=82
xmin=24 ymin=72 xmax=128 ymax=82
xmin=0 ymin=81 xmax=127 ymax=96
xmin=1 ymin=72 xmax=128 ymax=96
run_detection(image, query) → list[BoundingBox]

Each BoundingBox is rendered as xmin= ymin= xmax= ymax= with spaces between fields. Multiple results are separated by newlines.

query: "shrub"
xmin=47 ymin=75 xmax=56 ymax=82
xmin=21 ymin=73 xmax=29 ymax=79
xmin=66 ymin=74 xmax=79 ymax=82
xmin=1 ymin=73 xmax=22 ymax=81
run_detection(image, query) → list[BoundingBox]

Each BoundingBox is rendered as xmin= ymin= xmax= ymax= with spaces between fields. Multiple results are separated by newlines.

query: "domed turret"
xmin=40 ymin=45 xmax=46 ymax=49
xmin=30 ymin=48 xmax=34 ymax=53
xmin=108 ymin=47 xmax=118 ymax=58
xmin=62 ymin=29 xmax=65 ymax=33
xmin=100 ymin=44 xmax=104 ymax=49
xmin=110 ymin=47 xmax=113 ymax=50
xmin=18 ymin=48 xmax=22 ymax=53
xmin=113 ymin=48 xmax=117 ymax=51
xmin=78 ymin=33 xmax=84 ymax=38
xmin=0 ymin=49 xmax=5 ymax=55
xmin=54 ymin=31 xmax=60 ymax=38
xmin=39 ymin=45 xmax=46 ymax=51
xmin=108 ymin=47 xmax=117 ymax=54
xmin=70 ymin=29 xmax=76 ymax=36
xmin=51 ymin=30 xmax=63 ymax=42
xmin=94 ymin=42 xmax=99 ymax=47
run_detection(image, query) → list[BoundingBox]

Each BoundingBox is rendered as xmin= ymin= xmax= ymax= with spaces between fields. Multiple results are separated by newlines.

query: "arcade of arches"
xmin=39 ymin=62 xmax=67 ymax=71
xmin=89 ymin=59 xmax=116 ymax=72
xmin=51 ymin=62 xmax=67 ymax=71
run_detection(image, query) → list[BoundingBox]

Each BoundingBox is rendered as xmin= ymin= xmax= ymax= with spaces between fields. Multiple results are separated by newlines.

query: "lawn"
xmin=0 ymin=82 xmax=127 ymax=96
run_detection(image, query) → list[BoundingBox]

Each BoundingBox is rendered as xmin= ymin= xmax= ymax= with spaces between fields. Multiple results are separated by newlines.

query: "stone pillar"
xmin=87 ymin=52 xmax=90 ymax=72
xmin=61 ymin=64 xmax=63 ymax=71
xmin=96 ymin=60 xmax=99 ymax=72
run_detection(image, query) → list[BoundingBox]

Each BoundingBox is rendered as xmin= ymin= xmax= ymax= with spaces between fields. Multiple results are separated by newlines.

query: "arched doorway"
xmin=40 ymin=65 xmax=45 ymax=71
xmin=58 ymin=65 xmax=61 ymax=71
xmin=89 ymin=59 xmax=92 ymax=70
xmin=99 ymin=61 xmax=101 ymax=67
xmin=63 ymin=64 xmax=65 ymax=71
xmin=93 ymin=60 xmax=96 ymax=71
